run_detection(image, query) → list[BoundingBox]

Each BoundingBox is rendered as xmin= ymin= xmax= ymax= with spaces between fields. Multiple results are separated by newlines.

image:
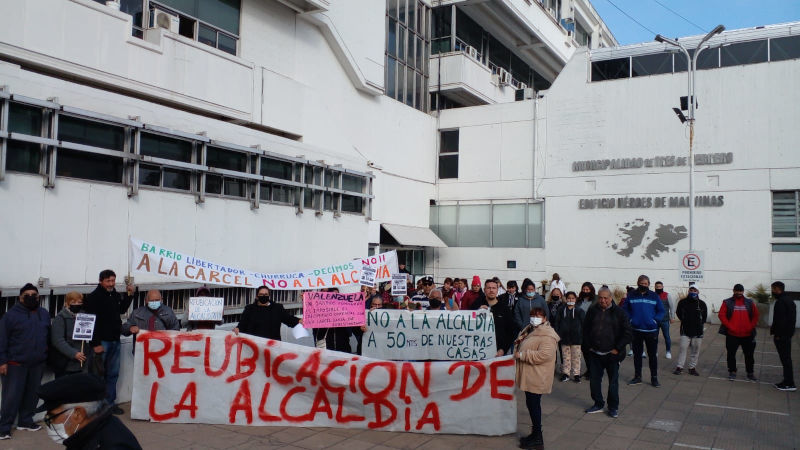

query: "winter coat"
xmin=552 ymin=304 xmax=585 ymax=345
xmin=717 ymin=296 xmax=758 ymax=338
xmin=515 ymin=322 xmax=560 ymax=394
xmin=0 ymin=302 xmax=50 ymax=367
xmin=582 ymin=302 xmax=632 ymax=360
xmin=498 ymin=292 xmax=518 ymax=310
xmin=121 ymin=305 xmax=180 ymax=336
xmin=51 ymin=308 xmax=94 ymax=374
xmin=512 ymin=293 xmax=549 ymax=332
xmin=236 ymin=301 xmax=300 ymax=340
xmin=63 ymin=406 xmax=142 ymax=450
xmin=622 ymin=289 xmax=665 ymax=333
xmin=656 ymin=291 xmax=676 ymax=321
xmin=83 ymin=285 xmax=133 ymax=344
xmin=770 ymin=293 xmax=796 ymax=338
xmin=488 ymin=300 xmax=515 ymax=354
xmin=462 ymin=290 xmax=484 ymax=310
xmin=675 ymin=296 xmax=708 ymax=337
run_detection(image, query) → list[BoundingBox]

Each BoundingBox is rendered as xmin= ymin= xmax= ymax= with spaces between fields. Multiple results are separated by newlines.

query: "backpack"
xmin=717 ymin=297 xmax=755 ymax=336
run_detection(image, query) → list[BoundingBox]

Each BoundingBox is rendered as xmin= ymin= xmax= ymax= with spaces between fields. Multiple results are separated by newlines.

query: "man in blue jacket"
xmin=623 ymin=275 xmax=666 ymax=387
xmin=0 ymin=283 xmax=51 ymax=440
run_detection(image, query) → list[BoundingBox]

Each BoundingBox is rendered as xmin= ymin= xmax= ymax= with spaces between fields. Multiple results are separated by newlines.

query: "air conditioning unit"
xmin=467 ymin=45 xmax=478 ymax=59
xmin=491 ymin=73 xmax=500 ymax=85
xmin=518 ymin=82 xmax=527 ymax=90
xmin=500 ymin=69 xmax=512 ymax=86
xmin=514 ymin=87 xmax=534 ymax=100
xmin=151 ymin=8 xmax=179 ymax=33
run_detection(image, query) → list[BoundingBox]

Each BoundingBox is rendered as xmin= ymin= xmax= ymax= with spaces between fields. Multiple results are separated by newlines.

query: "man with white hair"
xmin=36 ymin=373 xmax=141 ymax=448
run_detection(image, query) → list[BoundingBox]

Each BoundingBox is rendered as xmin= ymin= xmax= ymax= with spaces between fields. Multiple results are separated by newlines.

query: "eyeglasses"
xmin=44 ymin=408 xmax=72 ymax=428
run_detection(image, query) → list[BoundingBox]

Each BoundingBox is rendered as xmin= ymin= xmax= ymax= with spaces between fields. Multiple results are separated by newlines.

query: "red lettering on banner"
xmin=489 ymin=359 xmax=515 ymax=401
xmin=350 ymin=270 xmax=359 ymax=283
xmin=376 ymin=265 xmax=390 ymax=279
xmin=272 ymin=353 xmax=298 ymax=384
xmin=168 ymin=262 xmax=178 ymax=276
xmin=136 ymin=254 xmax=151 ymax=272
xmin=415 ymin=402 xmax=441 ymax=431
xmin=278 ymin=280 xmax=288 ymax=288
xmin=293 ymin=279 xmax=303 ymax=288
xmin=316 ymin=277 xmax=325 ymax=287
xmin=184 ymin=265 xmax=196 ymax=279
xmin=331 ymin=274 xmax=342 ymax=286
xmin=295 ymin=350 xmax=321 ymax=386
xmin=399 ymin=362 xmax=430 ymax=402
xmin=226 ymin=338 xmax=258 ymax=383
xmin=234 ymin=275 xmax=242 ymax=285
xmin=222 ymin=273 xmax=231 ymax=284
xmin=349 ymin=361 xmax=358 ymax=393
xmin=256 ymin=382 xmax=281 ymax=422
xmin=448 ymin=362 xmax=486 ymax=401
xmin=335 ymin=391 xmax=365 ymax=423
xmin=404 ymin=407 xmax=411 ymax=431
xmin=320 ymin=359 xmax=347 ymax=393
xmin=209 ymin=271 xmax=221 ymax=283
xmin=148 ymin=382 xmax=178 ymax=421
xmin=204 ymin=335 xmax=231 ymax=377
xmin=279 ymin=386 xmax=309 ymax=422
xmin=139 ymin=332 xmax=172 ymax=378
xmin=358 ymin=362 xmax=397 ymax=399
xmin=195 ymin=268 xmax=206 ymax=281
xmin=308 ymin=388 xmax=334 ymax=420
xmin=263 ymin=279 xmax=275 ymax=289
xmin=172 ymin=333 xmax=202 ymax=374
xmin=341 ymin=272 xmax=352 ymax=285
xmin=229 ymin=380 xmax=253 ymax=424
xmin=175 ymin=382 xmax=198 ymax=419
xmin=364 ymin=398 xmax=396 ymax=429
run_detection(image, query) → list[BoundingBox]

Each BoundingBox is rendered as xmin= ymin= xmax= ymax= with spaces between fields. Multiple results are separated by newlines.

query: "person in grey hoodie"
xmin=513 ymin=278 xmax=549 ymax=336
xmin=51 ymin=292 xmax=93 ymax=378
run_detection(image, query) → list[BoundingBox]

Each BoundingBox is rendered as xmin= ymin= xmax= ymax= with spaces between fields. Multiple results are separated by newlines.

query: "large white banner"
xmin=362 ymin=310 xmax=498 ymax=361
xmin=130 ymin=238 xmax=397 ymax=290
xmin=131 ymin=330 xmax=516 ymax=435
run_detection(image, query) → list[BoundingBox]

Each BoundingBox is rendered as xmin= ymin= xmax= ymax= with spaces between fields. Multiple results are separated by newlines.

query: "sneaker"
xmin=16 ymin=425 xmax=41 ymax=432
xmin=673 ymin=367 xmax=682 ymax=375
xmin=0 ymin=433 xmax=9 ymax=440
xmin=642 ymin=353 xmax=647 ymax=359
xmin=560 ymin=374 xmax=569 ymax=382
xmin=746 ymin=374 xmax=758 ymax=382
xmin=607 ymin=408 xmax=619 ymax=418
xmin=111 ymin=405 xmax=125 ymax=415
xmin=628 ymin=377 xmax=642 ymax=385
xmin=584 ymin=404 xmax=604 ymax=414
xmin=774 ymin=383 xmax=797 ymax=392
xmin=627 ymin=349 xmax=633 ymax=356
xmin=728 ymin=372 xmax=736 ymax=381
xmin=666 ymin=351 xmax=672 ymax=360
xmin=573 ymin=375 xmax=581 ymax=383
xmin=688 ymin=368 xmax=699 ymax=376
xmin=651 ymin=377 xmax=660 ymax=388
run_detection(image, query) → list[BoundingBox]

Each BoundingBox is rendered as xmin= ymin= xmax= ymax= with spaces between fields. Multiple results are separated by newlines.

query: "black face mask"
xmin=257 ymin=295 xmax=270 ymax=304
xmin=69 ymin=304 xmax=82 ymax=313
xmin=655 ymin=288 xmax=664 ymax=294
xmin=22 ymin=294 xmax=39 ymax=310
xmin=638 ymin=285 xmax=648 ymax=293
xmin=552 ymin=296 xmax=561 ymax=301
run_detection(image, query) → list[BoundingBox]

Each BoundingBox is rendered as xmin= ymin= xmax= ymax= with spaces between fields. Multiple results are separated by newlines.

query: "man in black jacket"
xmin=673 ymin=284 xmax=707 ymax=376
xmin=233 ymin=286 xmax=301 ymax=340
xmin=474 ymin=279 xmax=515 ymax=356
xmin=582 ymin=287 xmax=632 ymax=418
xmin=770 ymin=281 xmax=797 ymax=391
xmin=37 ymin=373 xmax=141 ymax=449
xmin=82 ymin=270 xmax=134 ymax=415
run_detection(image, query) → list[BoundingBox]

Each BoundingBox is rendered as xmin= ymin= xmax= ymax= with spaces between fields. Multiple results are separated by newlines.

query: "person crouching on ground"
xmin=514 ymin=307 xmax=559 ymax=450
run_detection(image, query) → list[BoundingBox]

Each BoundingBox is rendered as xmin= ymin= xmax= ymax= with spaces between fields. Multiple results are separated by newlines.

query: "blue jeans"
xmin=659 ymin=320 xmax=672 ymax=352
xmin=588 ymin=353 xmax=620 ymax=410
xmin=101 ymin=340 xmax=121 ymax=404
xmin=0 ymin=362 xmax=45 ymax=434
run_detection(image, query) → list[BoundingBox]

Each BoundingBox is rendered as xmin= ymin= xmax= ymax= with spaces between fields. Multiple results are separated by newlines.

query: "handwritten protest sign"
xmin=187 ymin=297 xmax=224 ymax=321
xmin=131 ymin=330 xmax=516 ymax=435
xmin=391 ymin=274 xmax=407 ymax=296
xmin=359 ymin=265 xmax=376 ymax=287
xmin=302 ymin=292 xmax=366 ymax=328
xmin=130 ymin=238 xmax=398 ymax=290
xmin=362 ymin=310 xmax=497 ymax=361
xmin=72 ymin=313 xmax=96 ymax=341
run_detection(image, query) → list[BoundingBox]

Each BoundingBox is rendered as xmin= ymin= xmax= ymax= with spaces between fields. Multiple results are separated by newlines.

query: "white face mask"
xmin=147 ymin=301 xmax=162 ymax=310
xmin=47 ymin=409 xmax=74 ymax=444
xmin=530 ymin=317 xmax=543 ymax=327
xmin=567 ymin=301 xmax=576 ymax=306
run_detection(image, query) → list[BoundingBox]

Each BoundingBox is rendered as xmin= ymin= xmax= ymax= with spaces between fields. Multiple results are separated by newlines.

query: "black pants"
xmin=0 ymin=362 xmax=44 ymax=434
xmin=588 ymin=353 xmax=620 ymax=410
xmin=524 ymin=391 xmax=542 ymax=431
xmin=774 ymin=336 xmax=794 ymax=385
xmin=726 ymin=334 xmax=755 ymax=374
xmin=632 ymin=331 xmax=658 ymax=378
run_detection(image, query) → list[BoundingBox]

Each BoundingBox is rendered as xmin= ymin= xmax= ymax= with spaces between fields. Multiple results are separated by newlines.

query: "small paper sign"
xmin=360 ymin=265 xmax=377 ymax=287
xmin=187 ymin=297 xmax=224 ymax=321
xmin=72 ymin=313 xmax=96 ymax=341
xmin=391 ymin=274 xmax=407 ymax=296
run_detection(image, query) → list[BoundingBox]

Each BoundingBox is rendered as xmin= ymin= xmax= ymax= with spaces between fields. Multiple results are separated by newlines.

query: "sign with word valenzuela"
xmin=679 ymin=251 xmax=704 ymax=282
xmin=187 ymin=297 xmax=224 ymax=322
xmin=131 ymin=330 xmax=516 ymax=435
xmin=72 ymin=313 xmax=97 ymax=341
xmin=359 ymin=265 xmax=377 ymax=288
xmin=302 ymin=292 xmax=366 ymax=328
xmin=362 ymin=310 xmax=497 ymax=361
xmin=391 ymin=274 xmax=408 ymax=296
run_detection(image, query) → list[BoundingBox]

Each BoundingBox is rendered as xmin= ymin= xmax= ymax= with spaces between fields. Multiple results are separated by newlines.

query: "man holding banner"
xmin=233 ymin=286 xmax=301 ymax=340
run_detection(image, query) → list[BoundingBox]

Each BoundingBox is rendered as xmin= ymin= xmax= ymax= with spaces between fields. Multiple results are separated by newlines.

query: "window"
xmin=430 ymin=203 xmax=544 ymax=248
xmin=206 ymin=146 xmax=246 ymax=172
xmin=261 ymin=157 xmax=292 ymax=180
xmin=773 ymin=243 xmax=800 ymax=252
xmin=151 ymin=0 xmax=240 ymax=55
xmin=438 ymin=129 xmax=458 ymax=179
xmin=674 ymin=48 xmax=719 ymax=72
xmin=431 ymin=6 xmax=451 ymax=54
xmin=7 ymin=103 xmax=42 ymax=174
xmin=324 ymin=170 xmax=340 ymax=189
xmin=574 ymin=21 xmax=590 ymax=47
xmin=458 ymin=205 xmax=491 ymax=247
xmin=386 ymin=0 xmax=430 ymax=111
xmin=59 ymin=116 xmax=125 ymax=151
xmin=721 ymin=40 xmax=768 ymax=67
xmin=527 ymin=203 xmax=544 ymax=248
xmin=342 ymin=195 xmax=363 ymax=214
xmin=492 ymin=204 xmax=526 ymax=247
xmin=591 ymin=58 xmax=630 ymax=81
xmin=632 ymin=53 xmax=673 ymax=77
xmin=772 ymin=191 xmax=799 ymax=237
xmin=141 ymin=133 xmax=193 ymax=163
xmin=140 ymin=163 xmax=190 ymax=191
xmin=770 ymin=35 xmax=800 ymax=62
xmin=205 ymin=175 xmax=245 ymax=197
xmin=430 ymin=205 xmax=457 ymax=246
xmin=342 ymin=174 xmax=364 ymax=193
xmin=56 ymin=150 xmax=123 ymax=183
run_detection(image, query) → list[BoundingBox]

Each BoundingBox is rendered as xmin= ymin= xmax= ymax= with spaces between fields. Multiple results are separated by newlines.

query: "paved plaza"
xmin=6 ymin=324 xmax=799 ymax=449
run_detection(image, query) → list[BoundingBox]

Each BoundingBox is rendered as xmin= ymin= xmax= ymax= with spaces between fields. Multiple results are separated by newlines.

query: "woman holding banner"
xmin=514 ymin=306 xmax=559 ymax=450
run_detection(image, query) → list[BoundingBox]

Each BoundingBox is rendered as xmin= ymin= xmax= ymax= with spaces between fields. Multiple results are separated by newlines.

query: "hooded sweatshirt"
xmin=0 ymin=302 xmax=50 ymax=366
xmin=512 ymin=293 xmax=549 ymax=332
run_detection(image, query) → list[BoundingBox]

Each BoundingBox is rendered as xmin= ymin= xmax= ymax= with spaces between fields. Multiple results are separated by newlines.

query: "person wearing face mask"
xmin=717 ymin=284 xmax=759 ymax=381
xmin=577 ymin=282 xmax=597 ymax=314
xmin=547 ymin=288 xmax=564 ymax=322
xmin=622 ymin=275 xmax=665 ymax=387
xmin=673 ymin=284 xmax=707 ymax=376
xmin=513 ymin=278 xmax=549 ymax=335
xmin=50 ymin=292 xmax=94 ymax=378
xmin=0 ymin=283 xmax=50 ymax=440
xmin=462 ymin=276 xmax=485 ymax=310
xmin=37 ymin=373 xmax=141 ymax=449
xmin=121 ymin=290 xmax=180 ymax=341
xmin=233 ymin=286 xmax=301 ymax=340
xmin=552 ymin=292 xmax=585 ymax=382
xmin=514 ymin=307 xmax=559 ymax=449
xmin=499 ymin=280 xmax=519 ymax=310
xmin=653 ymin=281 xmax=676 ymax=359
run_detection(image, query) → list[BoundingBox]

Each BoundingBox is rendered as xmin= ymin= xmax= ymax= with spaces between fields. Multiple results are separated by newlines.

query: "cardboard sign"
xmin=391 ymin=274 xmax=407 ymax=296
xmin=302 ymin=292 xmax=366 ymax=328
xmin=72 ymin=313 xmax=97 ymax=341
xmin=362 ymin=310 xmax=497 ymax=361
xmin=187 ymin=297 xmax=224 ymax=321
xmin=131 ymin=330 xmax=516 ymax=435
xmin=359 ymin=265 xmax=377 ymax=287
xmin=130 ymin=238 xmax=398 ymax=290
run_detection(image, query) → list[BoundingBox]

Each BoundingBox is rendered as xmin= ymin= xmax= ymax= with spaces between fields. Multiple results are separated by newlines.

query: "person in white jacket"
xmin=550 ymin=273 xmax=566 ymax=298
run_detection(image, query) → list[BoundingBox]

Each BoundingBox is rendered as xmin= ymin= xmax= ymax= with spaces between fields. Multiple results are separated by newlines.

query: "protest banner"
xmin=359 ymin=265 xmax=376 ymax=287
xmin=131 ymin=330 xmax=516 ymax=435
xmin=302 ymin=292 xmax=366 ymax=328
xmin=187 ymin=297 xmax=224 ymax=322
xmin=130 ymin=238 xmax=397 ymax=290
xmin=362 ymin=310 xmax=497 ymax=361
xmin=72 ymin=313 xmax=96 ymax=341
xmin=391 ymin=274 xmax=407 ymax=296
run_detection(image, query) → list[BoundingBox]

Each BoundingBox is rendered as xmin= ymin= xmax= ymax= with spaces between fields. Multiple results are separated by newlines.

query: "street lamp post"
xmin=655 ymin=25 xmax=725 ymax=252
